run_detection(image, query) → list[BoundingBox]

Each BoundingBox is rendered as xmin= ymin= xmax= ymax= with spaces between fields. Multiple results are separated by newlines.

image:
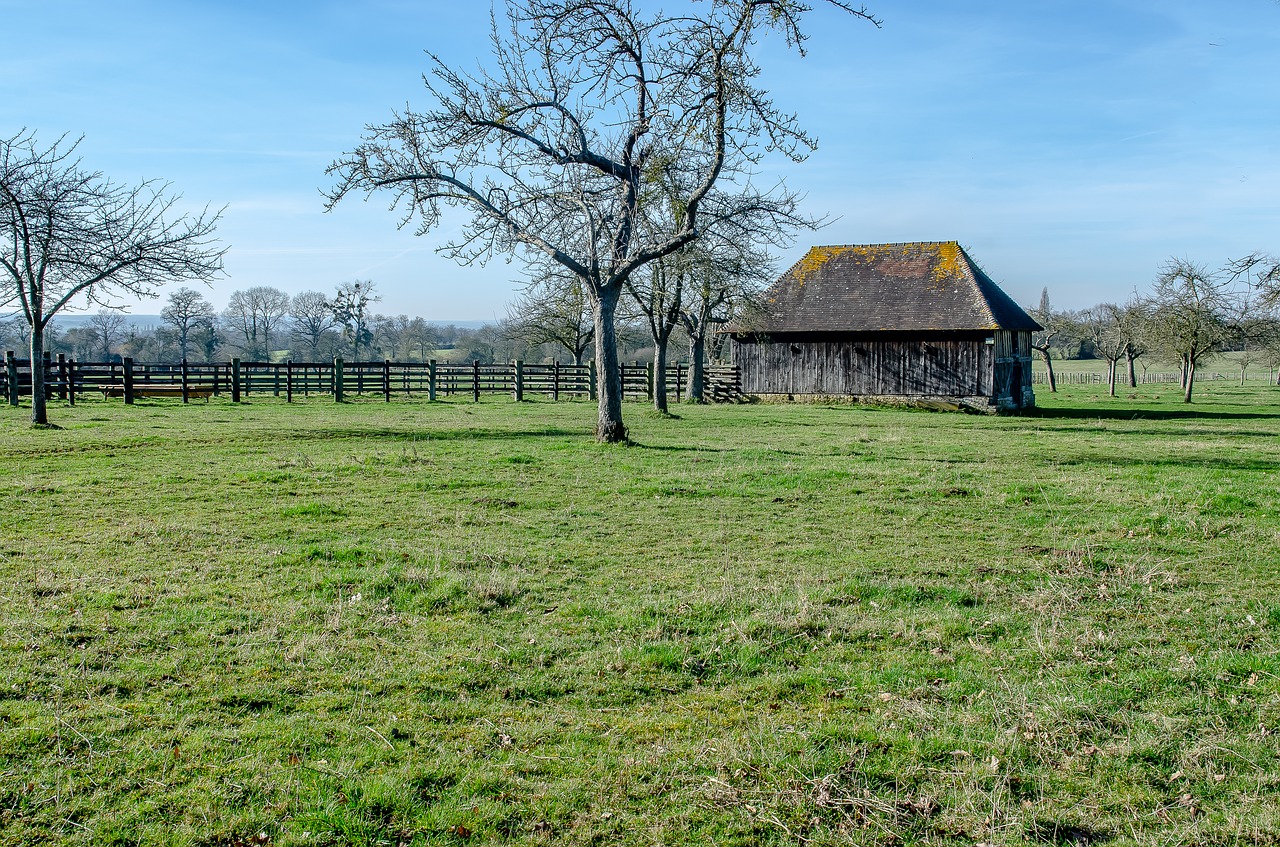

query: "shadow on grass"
xmin=1031 ymin=406 xmax=1280 ymax=422
xmin=297 ymin=426 xmax=585 ymax=442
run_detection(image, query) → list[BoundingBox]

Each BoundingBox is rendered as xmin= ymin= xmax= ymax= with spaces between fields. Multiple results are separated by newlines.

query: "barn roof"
xmin=737 ymin=241 xmax=1041 ymax=333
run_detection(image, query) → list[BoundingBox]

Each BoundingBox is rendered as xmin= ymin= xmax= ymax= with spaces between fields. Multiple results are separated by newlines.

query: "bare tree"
xmin=161 ymin=287 xmax=216 ymax=361
xmin=678 ymin=238 xmax=773 ymax=403
xmin=1146 ymin=258 xmax=1235 ymax=403
xmin=1115 ymin=298 xmax=1153 ymax=388
xmin=1028 ymin=288 xmax=1073 ymax=392
xmin=627 ymin=252 xmax=686 ymax=412
xmin=330 ymin=280 xmax=379 ymax=360
xmin=1081 ymin=304 xmax=1128 ymax=397
xmin=87 ymin=309 xmax=126 ymax=361
xmin=0 ymin=131 xmax=223 ymax=424
xmin=289 ymin=290 xmax=337 ymax=360
xmin=326 ymin=0 xmax=879 ymax=442
xmin=504 ymin=270 xmax=595 ymax=365
xmin=222 ymin=286 xmax=290 ymax=359
xmin=404 ymin=317 xmax=437 ymax=363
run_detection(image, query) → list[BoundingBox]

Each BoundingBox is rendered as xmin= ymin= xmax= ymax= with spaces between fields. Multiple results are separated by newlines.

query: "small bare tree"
xmin=87 ymin=309 xmax=127 ymax=361
xmin=1081 ymin=304 xmax=1129 ymax=397
xmin=504 ymin=269 xmax=595 ymax=365
xmin=0 ymin=131 xmax=223 ymax=424
xmin=326 ymin=0 xmax=879 ymax=441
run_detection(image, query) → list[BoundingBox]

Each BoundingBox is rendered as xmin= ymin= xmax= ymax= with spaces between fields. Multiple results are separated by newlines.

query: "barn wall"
xmin=732 ymin=334 xmax=990 ymax=398
xmin=992 ymin=330 xmax=1036 ymax=409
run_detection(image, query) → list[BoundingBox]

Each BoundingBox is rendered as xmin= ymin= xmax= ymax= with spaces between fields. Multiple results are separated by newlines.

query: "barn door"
xmin=1010 ymin=362 xmax=1023 ymax=407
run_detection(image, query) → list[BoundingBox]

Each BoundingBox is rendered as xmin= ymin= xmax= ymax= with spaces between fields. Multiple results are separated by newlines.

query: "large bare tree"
xmin=222 ymin=286 xmax=291 ymax=359
xmin=0 ymin=131 xmax=223 ymax=424
xmin=326 ymin=0 xmax=878 ymax=441
xmin=161 ymin=286 xmax=217 ymax=361
xmin=289 ymin=290 xmax=338 ymax=360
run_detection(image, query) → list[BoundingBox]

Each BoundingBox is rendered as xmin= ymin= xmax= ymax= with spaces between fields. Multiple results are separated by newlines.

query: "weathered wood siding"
xmin=990 ymin=330 xmax=1035 ymax=408
xmin=732 ymin=334 xmax=991 ymax=397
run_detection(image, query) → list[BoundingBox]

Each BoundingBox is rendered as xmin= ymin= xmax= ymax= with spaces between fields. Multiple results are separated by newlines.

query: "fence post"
xmin=66 ymin=359 xmax=76 ymax=406
xmin=231 ymin=358 xmax=242 ymax=403
xmin=472 ymin=360 xmax=480 ymax=402
xmin=383 ymin=359 xmax=391 ymax=402
xmin=56 ymin=354 xmax=68 ymax=401
xmin=589 ymin=360 xmax=597 ymax=401
xmin=181 ymin=358 xmax=190 ymax=404
xmin=553 ymin=360 xmax=560 ymax=402
xmin=273 ymin=364 xmax=281 ymax=397
xmin=334 ymin=357 xmax=345 ymax=402
xmin=286 ymin=360 xmax=293 ymax=403
xmin=645 ymin=361 xmax=654 ymax=402
xmin=428 ymin=359 xmax=437 ymax=402
xmin=514 ymin=360 xmax=524 ymax=402
xmin=6 ymin=351 xmax=18 ymax=407
xmin=123 ymin=357 xmax=136 ymax=405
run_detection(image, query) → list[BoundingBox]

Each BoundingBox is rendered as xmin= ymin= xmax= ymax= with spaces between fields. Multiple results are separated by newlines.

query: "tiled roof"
xmin=736 ymin=241 xmax=1042 ymax=333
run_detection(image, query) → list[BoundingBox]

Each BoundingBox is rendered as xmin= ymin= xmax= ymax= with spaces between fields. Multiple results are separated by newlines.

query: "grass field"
xmin=2 ymin=386 xmax=1278 ymax=846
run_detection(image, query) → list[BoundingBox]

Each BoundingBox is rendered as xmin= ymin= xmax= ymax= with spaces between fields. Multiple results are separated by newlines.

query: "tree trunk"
xmin=1037 ymin=348 xmax=1056 ymax=392
xmin=29 ymin=322 xmax=48 ymax=425
xmin=1107 ymin=360 xmax=1116 ymax=397
xmin=1184 ymin=359 xmax=1196 ymax=403
xmin=592 ymin=286 xmax=626 ymax=442
xmin=686 ymin=333 xmax=706 ymax=403
xmin=652 ymin=330 xmax=672 ymax=413
xmin=1126 ymin=354 xmax=1137 ymax=388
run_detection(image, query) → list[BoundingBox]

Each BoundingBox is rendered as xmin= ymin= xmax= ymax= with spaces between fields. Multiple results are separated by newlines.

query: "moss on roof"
xmin=737 ymin=241 xmax=1041 ymax=334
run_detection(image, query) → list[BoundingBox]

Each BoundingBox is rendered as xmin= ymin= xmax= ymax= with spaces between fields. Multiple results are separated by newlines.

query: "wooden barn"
xmin=727 ymin=241 xmax=1041 ymax=410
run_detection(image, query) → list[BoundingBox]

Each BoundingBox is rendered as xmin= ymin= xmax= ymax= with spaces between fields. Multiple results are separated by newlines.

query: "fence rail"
xmin=1 ymin=351 xmax=741 ymax=407
xmin=1032 ymin=371 xmax=1234 ymax=386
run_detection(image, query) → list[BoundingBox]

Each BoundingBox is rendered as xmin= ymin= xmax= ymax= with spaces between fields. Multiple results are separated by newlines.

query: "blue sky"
xmin=3 ymin=1 xmax=1277 ymax=319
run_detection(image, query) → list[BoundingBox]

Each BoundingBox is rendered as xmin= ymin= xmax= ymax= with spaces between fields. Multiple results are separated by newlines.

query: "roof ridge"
xmin=805 ymin=240 xmax=956 ymax=250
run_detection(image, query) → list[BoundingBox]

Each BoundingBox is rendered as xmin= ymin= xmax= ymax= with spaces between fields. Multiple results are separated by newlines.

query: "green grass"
xmin=2 ymin=387 xmax=1279 ymax=845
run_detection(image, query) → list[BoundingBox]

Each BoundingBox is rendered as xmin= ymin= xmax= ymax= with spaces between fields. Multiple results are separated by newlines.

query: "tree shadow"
xmin=1031 ymin=406 xmax=1280 ymax=422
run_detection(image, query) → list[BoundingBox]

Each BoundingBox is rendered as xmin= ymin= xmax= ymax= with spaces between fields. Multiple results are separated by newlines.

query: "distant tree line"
xmin=1030 ymin=254 xmax=1280 ymax=402
xmin=0 ymin=277 xmax=670 ymax=369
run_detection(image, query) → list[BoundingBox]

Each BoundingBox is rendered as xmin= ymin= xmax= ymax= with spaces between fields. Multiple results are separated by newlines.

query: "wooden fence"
xmin=1032 ymin=371 xmax=1232 ymax=386
xmin=1 ymin=351 xmax=741 ymax=407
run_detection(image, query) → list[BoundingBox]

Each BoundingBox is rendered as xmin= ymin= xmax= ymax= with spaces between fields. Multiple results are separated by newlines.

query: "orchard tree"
xmin=678 ymin=239 xmax=774 ymax=402
xmin=326 ymin=0 xmax=879 ymax=442
xmin=0 ymin=131 xmax=223 ymax=424
xmin=1147 ymin=258 xmax=1235 ymax=403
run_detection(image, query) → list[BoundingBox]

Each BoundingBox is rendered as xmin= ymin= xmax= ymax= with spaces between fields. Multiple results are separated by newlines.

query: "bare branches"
xmin=1 ymin=130 xmax=225 ymax=424
xmin=326 ymin=0 xmax=877 ymax=439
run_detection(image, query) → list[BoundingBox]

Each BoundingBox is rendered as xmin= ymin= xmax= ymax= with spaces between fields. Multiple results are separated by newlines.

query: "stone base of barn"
xmin=749 ymin=392 xmax=1036 ymax=413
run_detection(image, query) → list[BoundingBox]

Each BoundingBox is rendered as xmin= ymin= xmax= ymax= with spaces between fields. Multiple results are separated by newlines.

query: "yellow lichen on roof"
xmin=930 ymin=241 xmax=967 ymax=282
xmin=793 ymin=246 xmax=854 ymax=284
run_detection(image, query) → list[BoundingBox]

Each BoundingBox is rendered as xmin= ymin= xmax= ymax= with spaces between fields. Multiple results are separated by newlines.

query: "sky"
xmin=3 ymin=0 xmax=1278 ymax=320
